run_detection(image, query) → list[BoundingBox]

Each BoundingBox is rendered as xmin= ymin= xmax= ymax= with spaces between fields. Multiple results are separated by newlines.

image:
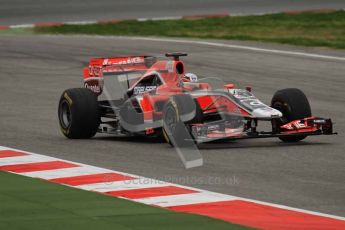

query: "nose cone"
xmin=252 ymin=107 xmax=283 ymax=119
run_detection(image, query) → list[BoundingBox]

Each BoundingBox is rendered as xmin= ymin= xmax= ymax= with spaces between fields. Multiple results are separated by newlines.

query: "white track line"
xmin=240 ymin=197 xmax=345 ymax=221
xmin=21 ymin=165 xmax=112 ymax=179
xmin=0 ymin=146 xmax=9 ymax=151
xmin=136 ymin=191 xmax=236 ymax=207
xmin=1 ymin=145 xmax=344 ymax=221
xmin=9 ymin=24 xmax=34 ymax=29
xmin=64 ymin=21 xmax=97 ymax=25
xmin=0 ymin=155 xmax=55 ymax=166
xmin=113 ymin=36 xmax=345 ymax=62
xmin=138 ymin=16 xmax=183 ymax=22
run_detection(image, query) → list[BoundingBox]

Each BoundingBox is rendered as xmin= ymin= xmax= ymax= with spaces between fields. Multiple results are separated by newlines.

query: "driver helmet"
xmin=183 ymin=73 xmax=198 ymax=82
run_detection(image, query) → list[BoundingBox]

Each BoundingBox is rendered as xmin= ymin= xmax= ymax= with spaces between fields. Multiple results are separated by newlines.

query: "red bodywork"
xmin=83 ymin=56 xmax=249 ymax=122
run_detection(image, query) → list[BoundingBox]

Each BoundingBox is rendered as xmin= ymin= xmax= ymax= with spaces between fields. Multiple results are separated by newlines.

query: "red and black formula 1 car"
xmin=58 ymin=53 xmax=336 ymax=146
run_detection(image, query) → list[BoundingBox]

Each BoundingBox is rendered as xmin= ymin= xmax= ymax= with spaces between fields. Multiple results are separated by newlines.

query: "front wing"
xmin=190 ymin=117 xmax=336 ymax=143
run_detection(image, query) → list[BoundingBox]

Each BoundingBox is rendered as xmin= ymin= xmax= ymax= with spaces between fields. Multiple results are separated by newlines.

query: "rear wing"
xmin=83 ymin=56 xmax=156 ymax=78
xmin=83 ymin=56 xmax=157 ymax=98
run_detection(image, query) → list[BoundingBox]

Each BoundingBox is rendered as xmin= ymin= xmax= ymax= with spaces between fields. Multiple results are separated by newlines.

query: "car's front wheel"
xmin=162 ymin=94 xmax=203 ymax=147
xmin=58 ymin=88 xmax=100 ymax=139
xmin=271 ymin=88 xmax=311 ymax=142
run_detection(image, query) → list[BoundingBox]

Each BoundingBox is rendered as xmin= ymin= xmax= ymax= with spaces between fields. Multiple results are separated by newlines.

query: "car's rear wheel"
xmin=162 ymin=94 xmax=203 ymax=147
xmin=58 ymin=88 xmax=100 ymax=139
xmin=271 ymin=88 xmax=311 ymax=142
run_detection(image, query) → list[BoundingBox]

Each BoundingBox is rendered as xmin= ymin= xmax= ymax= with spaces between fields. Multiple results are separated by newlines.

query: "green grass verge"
xmin=0 ymin=171 xmax=249 ymax=230
xmin=34 ymin=11 xmax=345 ymax=49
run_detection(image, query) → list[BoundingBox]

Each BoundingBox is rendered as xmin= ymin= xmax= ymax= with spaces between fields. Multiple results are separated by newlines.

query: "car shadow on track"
xmin=94 ymin=134 xmax=332 ymax=150
xmin=94 ymin=135 xmax=166 ymax=144
xmin=198 ymin=139 xmax=333 ymax=150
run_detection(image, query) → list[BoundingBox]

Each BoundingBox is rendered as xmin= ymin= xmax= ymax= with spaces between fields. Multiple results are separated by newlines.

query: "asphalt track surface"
xmin=1 ymin=0 xmax=345 ymax=25
xmin=0 ymin=35 xmax=344 ymax=217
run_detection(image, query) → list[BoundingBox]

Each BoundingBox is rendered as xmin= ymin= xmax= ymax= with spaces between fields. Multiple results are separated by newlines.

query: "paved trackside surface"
xmin=0 ymin=35 xmax=344 ymax=216
xmin=1 ymin=0 xmax=345 ymax=25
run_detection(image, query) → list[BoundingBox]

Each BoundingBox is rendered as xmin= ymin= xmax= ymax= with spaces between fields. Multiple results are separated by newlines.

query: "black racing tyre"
xmin=271 ymin=88 xmax=311 ymax=142
xmin=58 ymin=88 xmax=100 ymax=139
xmin=189 ymin=99 xmax=204 ymax=124
xmin=162 ymin=94 xmax=203 ymax=147
xmin=162 ymin=100 xmax=189 ymax=147
xmin=169 ymin=94 xmax=200 ymax=123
